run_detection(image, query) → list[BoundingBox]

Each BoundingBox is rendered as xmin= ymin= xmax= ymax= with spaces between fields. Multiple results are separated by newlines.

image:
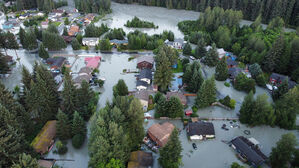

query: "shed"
xmin=148 ymin=122 xmax=175 ymax=147
xmin=31 ymin=120 xmax=57 ymax=154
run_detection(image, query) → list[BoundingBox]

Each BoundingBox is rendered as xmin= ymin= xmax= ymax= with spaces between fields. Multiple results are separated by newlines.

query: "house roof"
xmin=82 ymin=37 xmax=99 ymax=42
xmin=136 ymin=80 xmax=149 ymax=87
xmin=31 ymin=120 xmax=57 ymax=154
xmin=68 ymin=25 xmax=79 ymax=36
xmin=79 ymin=66 xmax=92 ymax=75
xmin=133 ymin=90 xmax=150 ymax=101
xmin=52 ymin=9 xmax=64 ymax=13
xmin=270 ymin=73 xmax=287 ymax=82
xmin=166 ymin=91 xmax=187 ymax=105
xmin=148 ymin=122 xmax=175 ymax=147
xmin=137 ymin=55 xmax=154 ymax=65
xmin=227 ymin=58 xmax=238 ymax=66
xmin=85 ymin=56 xmax=101 ymax=69
xmin=231 ymin=136 xmax=267 ymax=166
xmin=139 ymin=68 xmax=152 ymax=80
xmin=38 ymin=160 xmax=55 ymax=168
xmin=187 ymin=121 xmax=215 ymax=136
xmin=128 ymin=151 xmax=153 ymax=168
xmin=73 ymin=74 xmax=91 ymax=84
xmin=110 ymin=39 xmax=128 ymax=44
xmin=46 ymin=57 xmax=66 ymax=68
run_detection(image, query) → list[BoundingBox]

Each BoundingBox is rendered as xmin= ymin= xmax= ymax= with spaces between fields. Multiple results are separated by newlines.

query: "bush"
xmin=56 ymin=140 xmax=68 ymax=155
xmin=219 ymin=96 xmax=236 ymax=109
xmin=229 ymin=99 xmax=236 ymax=109
xmin=224 ymin=82 xmax=230 ymax=87
xmin=192 ymin=106 xmax=198 ymax=113
xmin=234 ymin=73 xmax=256 ymax=93
xmin=72 ymin=134 xmax=85 ymax=149
xmin=190 ymin=113 xmax=199 ymax=117
xmin=147 ymin=104 xmax=154 ymax=111
xmin=256 ymin=74 xmax=266 ymax=87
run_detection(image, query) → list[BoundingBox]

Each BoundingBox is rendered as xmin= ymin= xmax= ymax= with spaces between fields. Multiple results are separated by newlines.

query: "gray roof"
xmin=46 ymin=57 xmax=66 ymax=68
xmin=231 ymin=136 xmax=267 ymax=167
xmin=136 ymin=80 xmax=148 ymax=87
xmin=139 ymin=68 xmax=152 ymax=80
xmin=79 ymin=66 xmax=92 ymax=75
xmin=73 ymin=74 xmax=91 ymax=84
xmin=270 ymin=73 xmax=287 ymax=82
xmin=133 ymin=90 xmax=149 ymax=101
xmin=137 ymin=55 xmax=154 ymax=65
xmin=187 ymin=121 xmax=215 ymax=136
xmin=82 ymin=37 xmax=99 ymax=41
xmin=110 ymin=39 xmax=128 ymax=44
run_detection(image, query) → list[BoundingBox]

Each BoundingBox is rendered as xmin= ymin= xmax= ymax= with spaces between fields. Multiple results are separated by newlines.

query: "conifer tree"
xmin=183 ymin=42 xmax=192 ymax=55
xmin=205 ymin=43 xmax=218 ymax=66
xmin=71 ymin=38 xmax=81 ymax=50
xmin=62 ymin=69 xmax=78 ymax=117
xmin=56 ymin=109 xmax=72 ymax=140
xmin=195 ymin=76 xmax=217 ymax=108
xmin=11 ymin=153 xmax=40 ymax=168
xmin=19 ymin=27 xmax=25 ymax=47
xmin=72 ymin=111 xmax=86 ymax=136
xmin=168 ymin=96 xmax=184 ymax=118
xmin=263 ymin=35 xmax=285 ymax=72
xmin=113 ymin=79 xmax=129 ymax=97
xmin=215 ymin=57 xmax=228 ymax=81
xmin=159 ymin=129 xmax=182 ymax=168
xmin=76 ymin=80 xmax=94 ymax=120
xmin=194 ymin=38 xmax=206 ymax=59
xmin=38 ymin=43 xmax=49 ymax=59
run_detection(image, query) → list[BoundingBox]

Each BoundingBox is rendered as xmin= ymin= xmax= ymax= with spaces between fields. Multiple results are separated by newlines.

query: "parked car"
xmin=190 ymin=56 xmax=195 ymax=60
xmin=192 ymin=143 xmax=197 ymax=150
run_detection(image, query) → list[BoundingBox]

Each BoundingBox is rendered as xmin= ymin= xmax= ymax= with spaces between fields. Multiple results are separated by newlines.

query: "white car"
xmin=190 ymin=56 xmax=195 ymax=60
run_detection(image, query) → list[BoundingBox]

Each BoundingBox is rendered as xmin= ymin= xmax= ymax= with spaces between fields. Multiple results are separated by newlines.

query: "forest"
xmin=112 ymin=0 xmax=299 ymax=27
xmin=74 ymin=0 xmax=111 ymax=14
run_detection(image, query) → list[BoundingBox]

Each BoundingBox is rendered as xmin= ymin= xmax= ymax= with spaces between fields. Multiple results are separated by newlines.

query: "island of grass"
xmin=125 ymin=16 xmax=158 ymax=29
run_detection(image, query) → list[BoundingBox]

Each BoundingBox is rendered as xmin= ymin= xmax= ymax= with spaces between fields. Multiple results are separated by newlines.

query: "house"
xmin=166 ymin=91 xmax=187 ymax=106
xmin=84 ymin=13 xmax=95 ymax=25
xmin=136 ymin=80 xmax=149 ymax=91
xmin=84 ymin=56 xmax=101 ymax=69
xmin=231 ymin=136 xmax=268 ymax=167
xmin=38 ymin=160 xmax=55 ymax=168
xmin=228 ymin=67 xmax=242 ymax=80
xmin=138 ymin=68 xmax=152 ymax=84
xmin=52 ymin=9 xmax=64 ymax=17
xmin=147 ymin=122 xmax=175 ymax=147
xmin=68 ymin=25 xmax=80 ymax=36
xmin=269 ymin=73 xmax=297 ymax=89
xmin=165 ymin=39 xmax=185 ymax=49
xmin=227 ymin=58 xmax=238 ymax=68
xmin=82 ymin=37 xmax=99 ymax=47
xmin=2 ymin=19 xmax=19 ymax=30
xmin=73 ymin=74 xmax=92 ymax=88
xmin=46 ymin=57 xmax=66 ymax=70
xmin=79 ymin=66 xmax=93 ymax=76
xmin=133 ymin=90 xmax=150 ymax=111
xmin=110 ymin=39 xmax=129 ymax=46
xmin=62 ymin=35 xmax=74 ymax=43
xmin=31 ymin=120 xmax=57 ymax=154
xmin=128 ymin=151 xmax=153 ymax=168
xmin=187 ymin=121 xmax=215 ymax=140
xmin=41 ymin=20 xmax=49 ymax=29
xmin=137 ymin=55 xmax=154 ymax=69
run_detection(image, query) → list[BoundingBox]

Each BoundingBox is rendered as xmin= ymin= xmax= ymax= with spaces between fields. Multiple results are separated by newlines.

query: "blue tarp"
xmin=170 ymin=76 xmax=183 ymax=91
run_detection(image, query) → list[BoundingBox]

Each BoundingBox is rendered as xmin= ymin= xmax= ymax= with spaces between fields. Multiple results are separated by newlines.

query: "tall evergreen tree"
xmin=215 ymin=57 xmax=228 ymax=81
xmin=56 ymin=109 xmax=72 ymax=140
xmin=72 ymin=111 xmax=86 ymax=136
xmin=11 ymin=153 xmax=39 ymax=168
xmin=38 ymin=43 xmax=49 ymax=59
xmin=167 ymin=96 xmax=184 ymax=118
xmin=62 ymin=69 xmax=78 ymax=117
xmin=195 ymin=76 xmax=217 ymax=108
xmin=113 ymin=79 xmax=129 ymax=97
xmin=194 ymin=38 xmax=207 ymax=59
xmin=159 ymin=129 xmax=182 ymax=168
xmin=205 ymin=43 xmax=218 ymax=66
xmin=263 ymin=35 xmax=285 ymax=72
xmin=0 ymin=53 xmax=9 ymax=74
xmin=183 ymin=42 xmax=192 ymax=55
xmin=76 ymin=80 xmax=95 ymax=120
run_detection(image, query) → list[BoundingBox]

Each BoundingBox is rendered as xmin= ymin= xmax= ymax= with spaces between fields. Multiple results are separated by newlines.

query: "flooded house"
xmin=110 ymin=39 xmax=129 ymax=47
xmin=128 ymin=151 xmax=153 ymax=168
xmin=132 ymin=90 xmax=150 ymax=111
xmin=82 ymin=37 xmax=99 ymax=47
xmin=136 ymin=80 xmax=149 ymax=91
xmin=138 ymin=68 xmax=152 ymax=84
xmin=166 ymin=91 xmax=187 ymax=106
xmin=84 ymin=56 xmax=101 ymax=69
xmin=73 ymin=66 xmax=93 ymax=88
xmin=31 ymin=120 xmax=57 ymax=154
xmin=41 ymin=20 xmax=49 ymax=29
xmin=147 ymin=122 xmax=175 ymax=147
xmin=46 ymin=57 xmax=66 ymax=71
xmin=270 ymin=73 xmax=297 ymax=89
xmin=187 ymin=121 xmax=215 ymax=140
xmin=230 ymin=136 xmax=268 ymax=167
xmin=137 ymin=55 xmax=154 ymax=69
xmin=164 ymin=39 xmax=185 ymax=49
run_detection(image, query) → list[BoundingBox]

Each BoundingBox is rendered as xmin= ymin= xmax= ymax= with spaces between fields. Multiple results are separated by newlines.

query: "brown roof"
xmin=137 ymin=55 xmax=154 ymax=64
xmin=166 ymin=92 xmax=187 ymax=105
xmin=38 ymin=160 xmax=55 ymax=168
xmin=128 ymin=151 xmax=153 ymax=168
xmin=62 ymin=36 xmax=73 ymax=43
xmin=68 ymin=26 xmax=79 ymax=36
xmin=31 ymin=120 xmax=57 ymax=154
xmin=148 ymin=122 xmax=175 ymax=147
xmin=133 ymin=90 xmax=149 ymax=101
xmin=79 ymin=66 xmax=92 ymax=75
xmin=73 ymin=74 xmax=91 ymax=85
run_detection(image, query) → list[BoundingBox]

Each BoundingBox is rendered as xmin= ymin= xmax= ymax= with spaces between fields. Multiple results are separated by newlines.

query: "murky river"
xmin=0 ymin=2 xmax=298 ymax=168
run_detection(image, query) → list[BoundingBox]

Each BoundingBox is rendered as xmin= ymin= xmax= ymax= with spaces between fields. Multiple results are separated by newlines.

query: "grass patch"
xmin=80 ymin=45 xmax=89 ymax=50
xmin=224 ymin=82 xmax=230 ymax=87
xmin=53 ymin=22 xmax=61 ymax=27
xmin=172 ymin=59 xmax=183 ymax=73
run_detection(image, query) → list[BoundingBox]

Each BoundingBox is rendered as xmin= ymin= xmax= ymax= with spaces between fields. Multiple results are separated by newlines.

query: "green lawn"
xmin=173 ymin=59 xmax=183 ymax=73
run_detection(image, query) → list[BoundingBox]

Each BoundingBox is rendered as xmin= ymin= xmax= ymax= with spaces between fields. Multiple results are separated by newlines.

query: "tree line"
xmin=125 ymin=16 xmax=158 ymax=28
xmin=113 ymin=0 xmax=299 ymax=27
xmin=74 ymin=0 xmax=111 ymax=14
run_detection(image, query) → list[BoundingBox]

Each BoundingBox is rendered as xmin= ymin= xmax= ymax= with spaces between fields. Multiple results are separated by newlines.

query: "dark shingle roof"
xmin=46 ymin=57 xmax=66 ymax=68
xmin=139 ymin=69 xmax=152 ymax=80
xmin=187 ymin=121 xmax=215 ymax=136
xmin=137 ymin=55 xmax=154 ymax=65
xmin=136 ymin=80 xmax=148 ymax=87
xmin=231 ymin=136 xmax=267 ymax=167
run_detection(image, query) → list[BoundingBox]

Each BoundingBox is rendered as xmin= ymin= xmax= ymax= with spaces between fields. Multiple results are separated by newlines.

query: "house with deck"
xmin=230 ymin=136 xmax=268 ymax=167
xmin=147 ymin=122 xmax=175 ymax=147
xmin=187 ymin=121 xmax=215 ymax=140
xmin=269 ymin=73 xmax=297 ymax=89
xmin=137 ymin=55 xmax=154 ymax=69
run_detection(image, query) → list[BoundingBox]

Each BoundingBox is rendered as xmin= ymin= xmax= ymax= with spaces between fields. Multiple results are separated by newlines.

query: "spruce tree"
xmin=215 ymin=57 xmax=228 ymax=81
xmin=21 ymin=66 xmax=33 ymax=91
xmin=38 ymin=43 xmax=49 ymax=59
xmin=186 ymin=67 xmax=204 ymax=93
xmin=0 ymin=53 xmax=10 ymax=75
xmin=62 ymin=69 xmax=78 ymax=117
xmin=159 ymin=129 xmax=182 ymax=168
xmin=205 ymin=43 xmax=218 ymax=66
xmin=194 ymin=38 xmax=207 ymax=59
xmin=72 ymin=111 xmax=86 ymax=136
xmin=239 ymin=91 xmax=254 ymax=124
xmin=11 ymin=153 xmax=40 ymax=168
xmin=71 ymin=38 xmax=81 ymax=50
xmin=168 ymin=96 xmax=184 ymax=118
xmin=76 ymin=80 xmax=94 ymax=120
xmin=56 ymin=109 xmax=72 ymax=140
xmin=263 ymin=35 xmax=285 ymax=72
xmin=19 ymin=27 xmax=25 ymax=47
xmin=195 ymin=76 xmax=217 ymax=108
xmin=183 ymin=42 xmax=192 ymax=55
xmin=113 ymin=79 xmax=129 ymax=97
